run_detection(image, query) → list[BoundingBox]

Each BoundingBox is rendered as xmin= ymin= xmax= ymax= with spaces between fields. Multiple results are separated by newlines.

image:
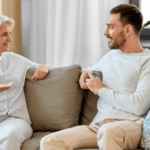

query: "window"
xmin=130 ymin=0 xmax=150 ymax=40
xmin=140 ymin=0 xmax=150 ymax=27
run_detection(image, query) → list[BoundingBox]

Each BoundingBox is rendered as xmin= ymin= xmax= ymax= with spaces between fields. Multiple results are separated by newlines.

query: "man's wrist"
xmin=98 ymin=87 xmax=105 ymax=96
xmin=96 ymin=87 xmax=103 ymax=95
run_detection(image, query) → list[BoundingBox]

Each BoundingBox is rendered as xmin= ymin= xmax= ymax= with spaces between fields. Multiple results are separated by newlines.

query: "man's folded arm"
xmin=98 ymin=70 xmax=150 ymax=116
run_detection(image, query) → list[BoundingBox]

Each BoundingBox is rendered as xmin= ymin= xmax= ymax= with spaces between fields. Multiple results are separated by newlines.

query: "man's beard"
xmin=107 ymin=31 xmax=126 ymax=49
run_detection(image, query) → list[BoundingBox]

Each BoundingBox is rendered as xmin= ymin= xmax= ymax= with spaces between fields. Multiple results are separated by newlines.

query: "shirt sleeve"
xmin=84 ymin=52 xmax=111 ymax=72
xmin=83 ymin=59 xmax=103 ymax=72
xmin=98 ymin=62 xmax=150 ymax=116
xmin=10 ymin=52 xmax=52 ymax=72
xmin=10 ymin=52 xmax=39 ymax=70
xmin=23 ymin=57 xmax=39 ymax=70
xmin=86 ymin=61 xmax=102 ymax=72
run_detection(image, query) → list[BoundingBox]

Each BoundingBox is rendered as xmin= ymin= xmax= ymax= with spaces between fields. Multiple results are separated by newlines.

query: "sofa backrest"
xmin=79 ymin=71 xmax=102 ymax=125
xmin=79 ymin=91 xmax=99 ymax=125
xmin=24 ymin=65 xmax=83 ymax=132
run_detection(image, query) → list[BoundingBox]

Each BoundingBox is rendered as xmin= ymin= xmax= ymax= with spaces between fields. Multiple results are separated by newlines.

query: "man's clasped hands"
xmin=79 ymin=70 xmax=104 ymax=95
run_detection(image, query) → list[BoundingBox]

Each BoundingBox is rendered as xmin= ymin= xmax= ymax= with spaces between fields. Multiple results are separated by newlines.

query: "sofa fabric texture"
xmin=21 ymin=65 xmax=141 ymax=150
xmin=24 ymin=65 xmax=83 ymax=132
xmin=80 ymin=91 xmax=99 ymax=125
xmin=80 ymin=71 xmax=102 ymax=125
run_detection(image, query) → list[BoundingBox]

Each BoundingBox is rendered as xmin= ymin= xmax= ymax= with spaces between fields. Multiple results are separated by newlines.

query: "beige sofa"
xmin=21 ymin=65 xmax=142 ymax=150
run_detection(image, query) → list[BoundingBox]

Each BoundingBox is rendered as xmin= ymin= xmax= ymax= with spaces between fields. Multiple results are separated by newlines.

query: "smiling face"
xmin=0 ymin=23 xmax=12 ymax=56
xmin=103 ymin=13 xmax=126 ymax=49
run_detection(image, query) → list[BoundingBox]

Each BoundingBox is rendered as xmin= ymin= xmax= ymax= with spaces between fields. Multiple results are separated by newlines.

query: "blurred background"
xmin=0 ymin=0 xmax=149 ymax=69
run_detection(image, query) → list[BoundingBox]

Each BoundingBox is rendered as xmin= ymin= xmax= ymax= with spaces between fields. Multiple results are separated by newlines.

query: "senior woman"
xmin=0 ymin=15 xmax=49 ymax=150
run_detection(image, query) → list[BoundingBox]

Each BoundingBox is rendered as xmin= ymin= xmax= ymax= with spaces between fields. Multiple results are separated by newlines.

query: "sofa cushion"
xmin=80 ymin=91 xmax=99 ymax=125
xmin=24 ymin=65 xmax=83 ymax=131
xmin=79 ymin=71 xmax=102 ymax=125
xmin=21 ymin=132 xmax=51 ymax=150
xmin=140 ymin=110 xmax=150 ymax=149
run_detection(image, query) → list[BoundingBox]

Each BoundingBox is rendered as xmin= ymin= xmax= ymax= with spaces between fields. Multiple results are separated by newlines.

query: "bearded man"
xmin=40 ymin=4 xmax=150 ymax=150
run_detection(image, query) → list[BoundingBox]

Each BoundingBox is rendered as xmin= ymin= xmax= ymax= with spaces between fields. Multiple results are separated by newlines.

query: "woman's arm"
xmin=31 ymin=64 xmax=50 ymax=80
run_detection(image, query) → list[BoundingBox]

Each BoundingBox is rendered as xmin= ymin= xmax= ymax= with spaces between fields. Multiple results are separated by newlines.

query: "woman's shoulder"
xmin=3 ymin=52 xmax=29 ymax=65
xmin=4 ymin=52 xmax=24 ymax=59
xmin=4 ymin=52 xmax=18 ymax=56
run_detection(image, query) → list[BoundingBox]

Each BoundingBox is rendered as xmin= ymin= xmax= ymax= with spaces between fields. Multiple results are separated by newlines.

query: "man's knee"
xmin=97 ymin=123 xmax=123 ymax=140
xmin=40 ymin=134 xmax=69 ymax=150
xmin=40 ymin=136 xmax=51 ymax=149
xmin=97 ymin=122 xmax=125 ymax=149
xmin=41 ymin=136 xmax=54 ymax=149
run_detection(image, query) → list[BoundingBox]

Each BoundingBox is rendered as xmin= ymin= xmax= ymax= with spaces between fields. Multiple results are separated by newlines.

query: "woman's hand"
xmin=0 ymin=82 xmax=14 ymax=92
xmin=31 ymin=64 xmax=49 ymax=80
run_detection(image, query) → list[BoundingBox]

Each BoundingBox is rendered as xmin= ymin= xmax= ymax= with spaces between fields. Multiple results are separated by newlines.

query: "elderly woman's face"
xmin=0 ymin=23 xmax=12 ymax=56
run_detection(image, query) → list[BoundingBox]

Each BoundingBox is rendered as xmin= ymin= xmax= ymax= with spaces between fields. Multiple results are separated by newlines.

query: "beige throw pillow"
xmin=24 ymin=65 xmax=83 ymax=131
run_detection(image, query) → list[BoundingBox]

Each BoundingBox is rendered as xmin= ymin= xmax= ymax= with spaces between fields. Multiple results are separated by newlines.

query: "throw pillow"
xmin=24 ymin=65 xmax=83 ymax=131
xmin=140 ymin=111 xmax=150 ymax=149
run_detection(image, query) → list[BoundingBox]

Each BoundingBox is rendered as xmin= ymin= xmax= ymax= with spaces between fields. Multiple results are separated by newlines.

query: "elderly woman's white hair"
xmin=0 ymin=15 xmax=15 ymax=29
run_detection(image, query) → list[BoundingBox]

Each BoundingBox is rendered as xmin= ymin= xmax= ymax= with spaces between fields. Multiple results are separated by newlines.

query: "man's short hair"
xmin=110 ymin=4 xmax=143 ymax=35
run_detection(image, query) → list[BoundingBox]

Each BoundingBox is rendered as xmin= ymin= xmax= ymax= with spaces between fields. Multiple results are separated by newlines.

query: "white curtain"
xmin=21 ymin=0 xmax=129 ymax=69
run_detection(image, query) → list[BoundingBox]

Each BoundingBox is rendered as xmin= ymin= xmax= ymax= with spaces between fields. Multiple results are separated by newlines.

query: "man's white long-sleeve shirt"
xmin=0 ymin=52 xmax=39 ymax=124
xmin=88 ymin=49 xmax=150 ymax=125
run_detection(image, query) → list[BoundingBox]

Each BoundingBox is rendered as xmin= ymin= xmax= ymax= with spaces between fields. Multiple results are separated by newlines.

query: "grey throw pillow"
xmin=24 ymin=65 xmax=83 ymax=131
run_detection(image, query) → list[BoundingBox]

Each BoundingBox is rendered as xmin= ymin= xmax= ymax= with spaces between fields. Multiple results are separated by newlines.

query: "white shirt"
xmin=88 ymin=49 xmax=150 ymax=125
xmin=0 ymin=52 xmax=39 ymax=124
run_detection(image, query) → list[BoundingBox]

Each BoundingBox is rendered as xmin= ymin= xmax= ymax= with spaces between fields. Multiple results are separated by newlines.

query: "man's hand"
xmin=0 ymin=82 xmax=14 ymax=92
xmin=85 ymin=72 xmax=103 ymax=95
xmin=31 ymin=64 xmax=49 ymax=80
xmin=79 ymin=70 xmax=91 ymax=89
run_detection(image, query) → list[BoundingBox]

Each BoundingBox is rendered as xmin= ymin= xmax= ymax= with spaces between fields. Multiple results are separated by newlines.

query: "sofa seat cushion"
xmin=21 ymin=132 xmax=99 ymax=150
xmin=21 ymin=132 xmax=142 ymax=150
xmin=21 ymin=132 xmax=51 ymax=150
xmin=24 ymin=65 xmax=83 ymax=132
